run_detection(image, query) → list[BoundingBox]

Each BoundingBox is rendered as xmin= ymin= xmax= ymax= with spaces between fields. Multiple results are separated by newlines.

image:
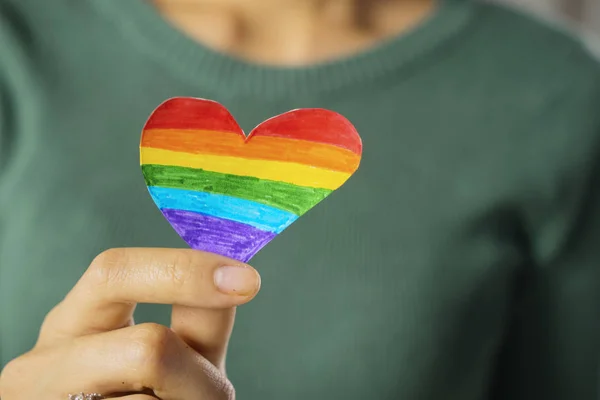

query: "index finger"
xmin=37 ymin=248 xmax=260 ymax=346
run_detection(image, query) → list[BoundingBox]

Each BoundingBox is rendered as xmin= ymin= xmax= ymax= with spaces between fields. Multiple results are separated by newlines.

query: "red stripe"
xmin=144 ymin=97 xmax=242 ymax=132
xmin=250 ymin=108 xmax=362 ymax=155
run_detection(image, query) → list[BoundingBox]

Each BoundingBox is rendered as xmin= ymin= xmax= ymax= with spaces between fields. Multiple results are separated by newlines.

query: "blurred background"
xmin=494 ymin=0 xmax=600 ymax=35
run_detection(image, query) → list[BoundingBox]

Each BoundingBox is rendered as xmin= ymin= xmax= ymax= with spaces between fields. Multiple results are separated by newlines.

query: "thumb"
xmin=171 ymin=261 xmax=261 ymax=371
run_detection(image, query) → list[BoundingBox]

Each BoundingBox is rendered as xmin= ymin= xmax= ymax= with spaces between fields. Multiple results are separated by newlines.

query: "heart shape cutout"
xmin=140 ymin=97 xmax=362 ymax=262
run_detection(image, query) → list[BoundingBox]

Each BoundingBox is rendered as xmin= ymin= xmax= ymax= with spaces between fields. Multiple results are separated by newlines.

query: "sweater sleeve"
xmin=0 ymin=77 xmax=12 ymax=184
xmin=0 ymin=24 xmax=9 ymax=181
xmin=0 ymin=0 xmax=33 ymax=367
xmin=492 ymin=67 xmax=600 ymax=400
xmin=0 ymin=0 xmax=39 ymax=205
xmin=0 ymin=0 xmax=20 ymax=183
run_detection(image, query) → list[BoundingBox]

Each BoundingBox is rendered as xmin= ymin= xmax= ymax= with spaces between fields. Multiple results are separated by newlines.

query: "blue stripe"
xmin=148 ymin=186 xmax=298 ymax=234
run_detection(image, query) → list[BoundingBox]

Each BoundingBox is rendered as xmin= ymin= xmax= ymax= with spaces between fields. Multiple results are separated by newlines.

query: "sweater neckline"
xmin=92 ymin=0 xmax=475 ymax=98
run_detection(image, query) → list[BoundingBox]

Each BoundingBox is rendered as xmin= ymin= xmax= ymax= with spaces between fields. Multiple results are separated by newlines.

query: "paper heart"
xmin=140 ymin=97 xmax=362 ymax=262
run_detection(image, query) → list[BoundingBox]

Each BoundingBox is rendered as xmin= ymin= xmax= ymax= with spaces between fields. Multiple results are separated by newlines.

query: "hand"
xmin=0 ymin=248 xmax=261 ymax=399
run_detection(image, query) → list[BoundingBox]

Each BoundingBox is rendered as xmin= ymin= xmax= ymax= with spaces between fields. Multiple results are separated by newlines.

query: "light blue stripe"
xmin=148 ymin=186 xmax=298 ymax=234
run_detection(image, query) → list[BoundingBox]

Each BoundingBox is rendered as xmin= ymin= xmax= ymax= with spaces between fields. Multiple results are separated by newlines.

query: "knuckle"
xmin=162 ymin=251 xmax=194 ymax=289
xmin=87 ymin=248 xmax=129 ymax=287
xmin=91 ymin=248 xmax=126 ymax=269
xmin=131 ymin=323 xmax=173 ymax=356
xmin=38 ymin=307 xmax=61 ymax=340
xmin=129 ymin=323 xmax=176 ymax=380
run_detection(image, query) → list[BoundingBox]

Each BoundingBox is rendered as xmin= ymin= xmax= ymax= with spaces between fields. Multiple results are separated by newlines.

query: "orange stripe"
xmin=141 ymin=129 xmax=361 ymax=173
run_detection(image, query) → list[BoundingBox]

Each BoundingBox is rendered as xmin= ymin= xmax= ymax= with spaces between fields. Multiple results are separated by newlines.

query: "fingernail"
xmin=214 ymin=265 xmax=260 ymax=295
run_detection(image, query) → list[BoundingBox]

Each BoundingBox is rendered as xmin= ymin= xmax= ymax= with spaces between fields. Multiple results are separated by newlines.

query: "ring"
xmin=68 ymin=393 xmax=104 ymax=400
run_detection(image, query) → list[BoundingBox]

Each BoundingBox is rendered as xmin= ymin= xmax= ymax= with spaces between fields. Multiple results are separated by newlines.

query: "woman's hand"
xmin=0 ymin=248 xmax=261 ymax=399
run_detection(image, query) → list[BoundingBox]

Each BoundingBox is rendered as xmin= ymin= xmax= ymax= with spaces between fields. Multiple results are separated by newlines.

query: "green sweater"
xmin=1 ymin=0 xmax=599 ymax=399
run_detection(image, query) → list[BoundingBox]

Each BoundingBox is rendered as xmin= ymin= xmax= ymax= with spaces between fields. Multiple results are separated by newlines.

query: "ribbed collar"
xmin=92 ymin=0 xmax=475 ymax=98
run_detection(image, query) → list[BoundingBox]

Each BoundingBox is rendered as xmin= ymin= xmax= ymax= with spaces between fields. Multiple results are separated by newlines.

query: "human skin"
xmin=154 ymin=0 xmax=435 ymax=65
xmin=0 ymin=248 xmax=261 ymax=399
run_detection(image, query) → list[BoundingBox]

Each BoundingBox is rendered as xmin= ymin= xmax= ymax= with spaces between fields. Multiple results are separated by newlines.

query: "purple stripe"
xmin=161 ymin=208 xmax=277 ymax=262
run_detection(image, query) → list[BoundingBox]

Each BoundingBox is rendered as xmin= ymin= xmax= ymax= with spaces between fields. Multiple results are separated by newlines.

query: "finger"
xmin=38 ymin=248 xmax=260 ymax=347
xmin=170 ymin=306 xmax=236 ymax=371
xmin=11 ymin=324 xmax=233 ymax=400
xmin=172 ymin=265 xmax=262 ymax=370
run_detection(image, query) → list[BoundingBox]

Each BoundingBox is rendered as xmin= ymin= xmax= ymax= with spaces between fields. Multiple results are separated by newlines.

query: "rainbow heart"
xmin=140 ymin=97 xmax=362 ymax=262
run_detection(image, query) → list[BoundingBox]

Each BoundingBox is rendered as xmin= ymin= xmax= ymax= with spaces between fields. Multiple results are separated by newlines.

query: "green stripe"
xmin=142 ymin=164 xmax=332 ymax=215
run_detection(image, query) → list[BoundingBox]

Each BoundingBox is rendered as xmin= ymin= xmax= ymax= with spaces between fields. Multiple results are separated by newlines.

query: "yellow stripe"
xmin=140 ymin=148 xmax=352 ymax=190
